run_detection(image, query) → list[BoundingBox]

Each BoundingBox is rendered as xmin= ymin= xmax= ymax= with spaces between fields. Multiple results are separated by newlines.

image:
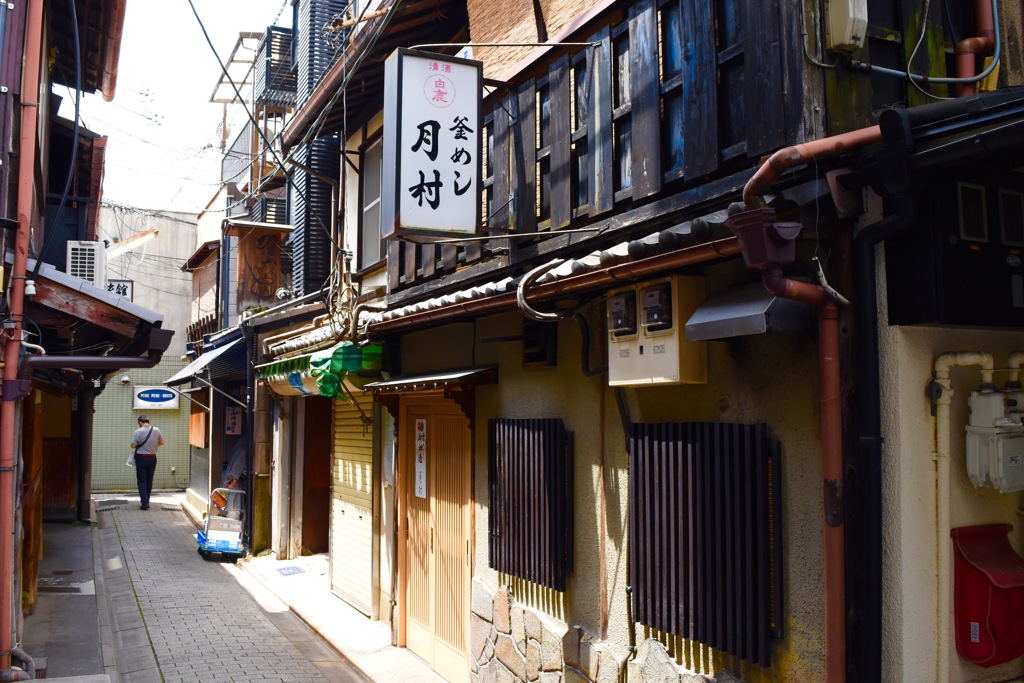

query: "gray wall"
xmin=91 ymin=358 xmax=192 ymax=492
xmin=96 ymin=206 xmax=197 ymax=355
xmin=92 ymin=205 xmax=197 ymax=492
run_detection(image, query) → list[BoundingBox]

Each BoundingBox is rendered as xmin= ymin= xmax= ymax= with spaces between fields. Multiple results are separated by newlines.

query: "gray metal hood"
xmin=685 ymin=282 xmax=815 ymax=341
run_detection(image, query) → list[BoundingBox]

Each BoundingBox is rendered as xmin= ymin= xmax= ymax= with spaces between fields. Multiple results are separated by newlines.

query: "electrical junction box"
xmin=966 ymin=390 xmax=1024 ymax=492
xmin=607 ymin=276 xmax=707 ymax=387
xmin=826 ymin=0 xmax=868 ymax=52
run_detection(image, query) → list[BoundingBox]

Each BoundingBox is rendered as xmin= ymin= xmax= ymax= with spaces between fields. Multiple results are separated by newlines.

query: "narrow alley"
xmin=28 ymin=492 xmax=368 ymax=683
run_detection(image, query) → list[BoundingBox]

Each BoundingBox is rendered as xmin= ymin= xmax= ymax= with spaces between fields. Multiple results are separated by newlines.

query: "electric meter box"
xmin=606 ymin=276 xmax=707 ymax=387
xmin=826 ymin=0 xmax=868 ymax=52
xmin=965 ymin=391 xmax=1024 ymax=493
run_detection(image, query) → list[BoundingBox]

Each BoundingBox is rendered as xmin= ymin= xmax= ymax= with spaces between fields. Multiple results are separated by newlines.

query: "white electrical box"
xmin=965 ymin=390 xmax=1024 ymax=492
xmin=607 ymin=276 xmax=707 ymax=387
xmin=66 ymin=240 xmax=108 ymax=289
xmin=826 ymin=0 xmax=868 ymax=52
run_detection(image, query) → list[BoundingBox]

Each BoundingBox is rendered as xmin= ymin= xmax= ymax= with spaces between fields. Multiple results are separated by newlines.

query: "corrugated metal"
xmin=289 ymin=134 xmax=338 ymax=296
xmin=296 ymin=0 xmax=348 ymax=105
xmin=251 ymin=197 xmax=288 ymax=225
xmin=628 ymin=422 xmax=783 ymax=667
xmin=330 ymin=391 xmax=374 ymax=614
xmin=488 ymin=418 xmax=574 ymax=591
xmin=255 ymin=26 xmax=297 ymax=107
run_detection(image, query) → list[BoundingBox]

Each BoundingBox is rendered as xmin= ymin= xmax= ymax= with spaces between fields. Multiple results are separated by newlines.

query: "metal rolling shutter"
xmin=330 ymin=391 xmax=374 ymax=614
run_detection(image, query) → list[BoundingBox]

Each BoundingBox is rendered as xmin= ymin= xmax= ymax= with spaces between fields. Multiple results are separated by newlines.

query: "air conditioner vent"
xmin=66 ymin=241 xmax=108 ymax=289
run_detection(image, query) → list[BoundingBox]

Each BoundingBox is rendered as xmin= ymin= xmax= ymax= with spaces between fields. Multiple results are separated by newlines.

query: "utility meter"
xmin=607 ymin=291 xmax=637 ymax=338
xmin=642 ymin=283 xmax=673 ymax=332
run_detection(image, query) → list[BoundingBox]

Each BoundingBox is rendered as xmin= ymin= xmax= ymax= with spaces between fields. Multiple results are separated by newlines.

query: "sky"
xmin=58 ymin=0 xmax=293 ymax=215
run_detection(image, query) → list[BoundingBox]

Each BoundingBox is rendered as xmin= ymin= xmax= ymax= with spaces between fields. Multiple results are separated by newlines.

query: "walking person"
xmin=130 ymin=415 xmax=164 ymax=510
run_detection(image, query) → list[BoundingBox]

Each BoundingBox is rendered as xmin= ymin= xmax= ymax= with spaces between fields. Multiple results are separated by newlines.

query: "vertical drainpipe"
xmin=242 ymin=322 xmax=257 ymax=552
xmin=849 ymin=196 xmax=915 ymax=682
xmin=727 ymin=206 xmax=846 ymax=682
xmin=0 ymin=0 xmax=44 ymax=673
xmin=733 ymin=123 xmax=885 ymax=683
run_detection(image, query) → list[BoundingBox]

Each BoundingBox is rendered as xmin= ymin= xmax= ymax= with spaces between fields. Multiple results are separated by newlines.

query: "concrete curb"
xmin=92 ymin=513 xmax=118 ymax=683
xmin=95 ymin=509 xmax=162 ymax=683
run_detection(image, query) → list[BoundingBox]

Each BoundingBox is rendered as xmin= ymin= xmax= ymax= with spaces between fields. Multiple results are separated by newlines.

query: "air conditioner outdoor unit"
xmin=606 ymin=275 xmax=708 ymax=387
xmin=66 ymin=240 xmax=108 ymax=289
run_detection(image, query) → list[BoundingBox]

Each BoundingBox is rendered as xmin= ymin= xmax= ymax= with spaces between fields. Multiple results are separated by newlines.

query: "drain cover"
xmin=38 ymin=586 xmax=80 ymax=594
xmin=277 ymin=566 xmax=305 ymax=576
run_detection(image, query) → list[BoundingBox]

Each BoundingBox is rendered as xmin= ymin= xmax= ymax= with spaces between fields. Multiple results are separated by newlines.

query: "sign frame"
xmin=108 ymin=279 xmax=134 ymax=300
xmin=133 ymin=386 xmax=179 ymax=410
xmin=382 ymin=48 xmax=483 ymax=243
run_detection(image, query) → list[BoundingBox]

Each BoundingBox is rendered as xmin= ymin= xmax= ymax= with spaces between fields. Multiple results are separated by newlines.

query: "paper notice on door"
xmin=415 ymin=418 xmax=427 ymax=498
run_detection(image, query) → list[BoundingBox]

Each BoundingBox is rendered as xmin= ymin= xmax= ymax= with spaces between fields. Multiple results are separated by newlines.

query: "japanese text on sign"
xmin=415 ymin=418 xmax=427 ymax=498
xmin=383 ymin=49 xmax=482 ymax=240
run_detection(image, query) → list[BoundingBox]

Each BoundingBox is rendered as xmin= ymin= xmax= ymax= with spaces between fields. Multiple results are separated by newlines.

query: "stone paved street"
xmin=97 ymin=493 xmax=367 ymax=683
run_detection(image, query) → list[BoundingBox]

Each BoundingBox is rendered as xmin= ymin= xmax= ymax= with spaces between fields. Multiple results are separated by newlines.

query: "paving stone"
xmin=495 ymin=633 xmax=526 ymax=681
xmin=524 ymin=610 xmax=541 ymax=641
xmin=512 ymin=605 xmax=527 ymax=653
xmin=93 ymin=495 xmax=366 ymax=683
xmin=494 ymin=586 xmax=512 ymax=634
xmin=562 ymin=626 xmax=581 ymax=670
xmin=473 ymin=579 xmax=495 ymax=622
xmin=526 ymin=638 xmax=541 ymax=680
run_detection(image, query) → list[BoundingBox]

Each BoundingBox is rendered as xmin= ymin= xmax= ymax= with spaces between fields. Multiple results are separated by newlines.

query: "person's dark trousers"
xmin=135 ymin=455 xmax=157 ymax=508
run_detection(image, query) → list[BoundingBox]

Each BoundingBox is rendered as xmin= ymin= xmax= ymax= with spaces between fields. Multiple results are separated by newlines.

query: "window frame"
xmin=357 ymin=133 xmax=385 ymax=272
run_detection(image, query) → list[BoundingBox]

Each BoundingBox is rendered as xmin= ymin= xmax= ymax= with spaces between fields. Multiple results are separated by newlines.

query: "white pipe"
xmin=931 ymin=351 xmax=995 ymax=683
xmin=1007 ymin=351 xmax=1024 ymax=386
xmin=18 ymin=341 xmax=45 ymax=356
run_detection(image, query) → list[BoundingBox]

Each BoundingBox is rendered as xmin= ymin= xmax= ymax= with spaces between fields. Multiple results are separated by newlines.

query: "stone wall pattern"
xmin=470 ymin=580 xmax=746 ymax=683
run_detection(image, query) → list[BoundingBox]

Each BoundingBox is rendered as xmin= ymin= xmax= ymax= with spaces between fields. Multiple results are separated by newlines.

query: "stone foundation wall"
xmin=470 ymin=580 xmax=744 ymax=683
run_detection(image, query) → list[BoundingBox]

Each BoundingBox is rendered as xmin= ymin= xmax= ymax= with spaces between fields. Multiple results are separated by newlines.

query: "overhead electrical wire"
xmin=186 ymin=0 xmax=340 ymax=256
xmin=188 ymin=0 xmax=404 ymax=311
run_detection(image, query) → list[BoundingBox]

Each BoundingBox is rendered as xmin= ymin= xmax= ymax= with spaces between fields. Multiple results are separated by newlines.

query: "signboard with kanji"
xmin=382 ymin=48 xmax=482 ymax=242
xmin=108 ymin=279 xmax=133 ymax=300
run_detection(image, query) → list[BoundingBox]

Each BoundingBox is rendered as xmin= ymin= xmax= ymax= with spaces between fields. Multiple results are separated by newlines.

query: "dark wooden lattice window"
xmin=629 ymin=422 xmax=783 ymax=667
xmin=488 ymin=418 xmax=574 ymax=591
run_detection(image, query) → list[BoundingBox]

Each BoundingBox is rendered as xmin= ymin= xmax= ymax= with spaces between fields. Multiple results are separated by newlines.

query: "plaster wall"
xmin=192 ymin=251 xmax=218 ymax=323
xmin=399 ymin=297 xmax=828 ymax=682
xmin=196 ymin=189 xmax=228 ymax=245
xmin=97 ymin=207 xmax=197 ymax=356
xmin=879 ymin=279 xmax=1024 ymax=680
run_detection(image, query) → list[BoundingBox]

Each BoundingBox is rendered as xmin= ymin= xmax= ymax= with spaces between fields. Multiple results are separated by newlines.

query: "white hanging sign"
xmin=415 ymin=418 xmax=427 ymax=499
xmin=382 ymin=48 xmax=482 ymax=242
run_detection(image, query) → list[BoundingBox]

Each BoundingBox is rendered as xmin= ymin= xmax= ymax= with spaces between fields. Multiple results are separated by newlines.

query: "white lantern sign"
xmin=382 ymin=48 xmax=482 ymax=242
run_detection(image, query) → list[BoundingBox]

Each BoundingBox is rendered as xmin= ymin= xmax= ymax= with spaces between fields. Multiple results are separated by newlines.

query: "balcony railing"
xmin=255 ymin=26 xmax=297 ymax=108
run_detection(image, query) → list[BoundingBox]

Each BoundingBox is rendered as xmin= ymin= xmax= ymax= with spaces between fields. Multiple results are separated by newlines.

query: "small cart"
xmin=197 ymin=487 xmax=244 ymax=562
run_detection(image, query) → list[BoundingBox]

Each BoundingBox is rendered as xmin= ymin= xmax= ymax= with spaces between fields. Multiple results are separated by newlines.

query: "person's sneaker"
xmin=140 ymin=504 xmax=149 ymax=510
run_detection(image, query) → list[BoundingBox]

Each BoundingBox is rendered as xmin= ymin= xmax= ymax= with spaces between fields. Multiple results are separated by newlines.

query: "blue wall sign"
xmin=133 ymin=386 xmax=180 ymax=410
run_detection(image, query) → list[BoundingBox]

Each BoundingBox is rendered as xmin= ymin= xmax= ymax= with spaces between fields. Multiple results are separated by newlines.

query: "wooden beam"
xmin=32 ymin=279 xmax=137 ymax=338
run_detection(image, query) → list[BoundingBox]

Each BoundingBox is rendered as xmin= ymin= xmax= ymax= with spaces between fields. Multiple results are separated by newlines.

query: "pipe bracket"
xmin=926 ymin=380 xmax=944 ymax=416
xmin=1 ymin=379 xmax=30 ymax=401
xmin=824 ymin=478 xmax=844 ymax=527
